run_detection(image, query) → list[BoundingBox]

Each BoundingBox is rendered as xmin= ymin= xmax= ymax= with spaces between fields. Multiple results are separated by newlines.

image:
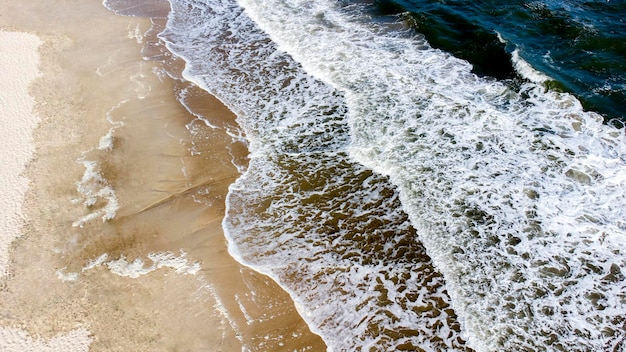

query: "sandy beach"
xmin=0 ymin=0 xmax=324 ymax=350
xmin=0 ymin=30 xmax=41 ymax=281
xmin=0 ymin=27 xmax=90 ymax=352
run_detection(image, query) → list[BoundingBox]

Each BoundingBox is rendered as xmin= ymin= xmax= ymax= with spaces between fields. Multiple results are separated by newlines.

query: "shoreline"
xmin=0 ymin=0 xmax=324 ymax=350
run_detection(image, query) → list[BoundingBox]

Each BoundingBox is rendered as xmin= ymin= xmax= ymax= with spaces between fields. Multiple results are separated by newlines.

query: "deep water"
xmin=372 ymin=0 xmax=626 ymax=123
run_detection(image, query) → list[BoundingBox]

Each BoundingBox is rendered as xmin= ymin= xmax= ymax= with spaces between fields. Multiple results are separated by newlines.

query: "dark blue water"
xmin=372 ymin=0 xmax=626 ymax=124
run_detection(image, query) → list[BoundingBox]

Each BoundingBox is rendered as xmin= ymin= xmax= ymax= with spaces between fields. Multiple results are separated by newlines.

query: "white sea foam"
xmin=80 ymin=251 xmax=200 ymax=278
xmin=162 ymin=1 xmax=468 ymax=350
xmin=160 ymin=0 xmax=626 ymax=350
xmin=72 ymin=160 xmax=119 ymax=228
xmin=97 ymin=128 xmax=115 ymax=150
xmin=55 ymin=269 xmax=79 ymax=282
xmin=234 ymin=0 xmax=626 ymax=350
xmin=73 ymin=100 xmax=127 ymax=227
xmin=127 ymin=23 xmax=143 ymax=44
xmin=511 ymin=49 xmax=552 ymax=83
xmin=83 ymin=253 xmax=109 ymax=271
xmin=496 ymin=32 xmax=551 ymax=84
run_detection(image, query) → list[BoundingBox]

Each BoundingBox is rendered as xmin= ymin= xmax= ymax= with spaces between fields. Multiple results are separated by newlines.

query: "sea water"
xmin=120 ymin=0 xmax=625 ymax=350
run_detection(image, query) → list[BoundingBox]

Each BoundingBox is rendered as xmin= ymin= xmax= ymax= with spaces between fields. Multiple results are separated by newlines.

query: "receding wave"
xmin=236 ymin=0 xmax=626 ymax=350
xmin=151 ymin=0 xmax=626 ymax=350
xmin=159 ymin=0 xmax=471 ymax=350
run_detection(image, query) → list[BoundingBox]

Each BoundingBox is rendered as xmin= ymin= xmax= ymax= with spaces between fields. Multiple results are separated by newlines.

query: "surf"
xmin=152 ymin=0 xmax=626 ymax=350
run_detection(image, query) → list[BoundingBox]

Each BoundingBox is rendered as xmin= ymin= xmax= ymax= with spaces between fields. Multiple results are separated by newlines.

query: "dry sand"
xmin=0 ymin=0 xmax=325 ymax=350
xmin=0 ymin=30 xmax=41 ymax=281
xmin=0 ymin=28 xmax=92 ymax=352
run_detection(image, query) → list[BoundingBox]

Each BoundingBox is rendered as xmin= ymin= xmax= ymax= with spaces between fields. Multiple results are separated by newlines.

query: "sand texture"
xmin=0 ymin=28 xmax=93 ymax=352
xmin=0 ymin=30 xmax=41 ymax=278
xmin=0 ymin=0 xmax=324 ymax=350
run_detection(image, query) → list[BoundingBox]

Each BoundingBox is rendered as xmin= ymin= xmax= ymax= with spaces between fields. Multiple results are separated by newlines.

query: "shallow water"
xmin=0 ymin=0 xmax=324 ymax=350
xmin=107 ymin=0 xmax=626 ymax=350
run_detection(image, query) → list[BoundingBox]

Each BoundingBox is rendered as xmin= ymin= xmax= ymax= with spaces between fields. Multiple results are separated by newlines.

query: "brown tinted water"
xmin=0 ymin=0 xmax=325 ymax=350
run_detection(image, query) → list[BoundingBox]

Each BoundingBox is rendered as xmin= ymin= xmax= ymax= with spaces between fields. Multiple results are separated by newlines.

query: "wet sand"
xmin=0 ymin=0 xmax=325 ymax=350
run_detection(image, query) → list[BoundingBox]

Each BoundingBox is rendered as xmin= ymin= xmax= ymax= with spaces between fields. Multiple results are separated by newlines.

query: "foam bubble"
xmin=161 ymin=0 xmax=626 ymax=350
xmin=97 ymin=129 xmax=115 ymax=151
xmin=161 ymin=0 xmax=469 ymax=349
xmin=72 ymin=160 xmax=119 ymax=227
xmin=72 ymin=99 xmax=127 ymax=228
xmin=224 ymin=153 xmax=468 ymax=351
xmin=511 ymin=49 xmax=552 ymax=83
xmin=235 ymin=0 xmax=626 ymax=349
xmin=80 ymin=251 xmax=200 ymax=278
xmin=55 ymin=269 xmax=79 ymax=282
